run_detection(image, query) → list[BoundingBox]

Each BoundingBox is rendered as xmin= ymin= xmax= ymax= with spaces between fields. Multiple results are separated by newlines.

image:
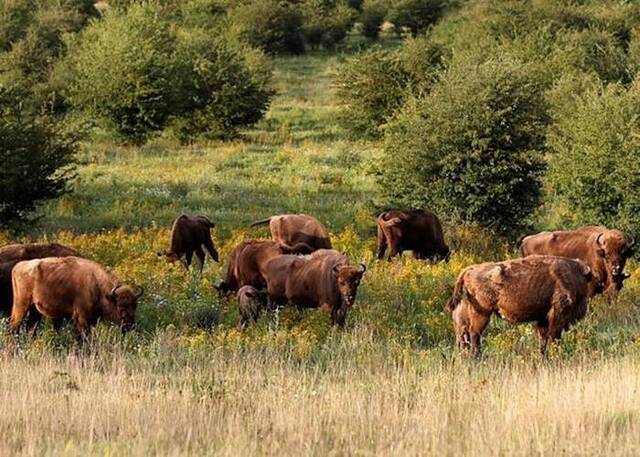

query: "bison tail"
xmin=516 ymin=234 xmax=530 ymax=256
xmin=446 ymin=272 xmax=466 ymax=312
xmin=249 ymin=217 xmax=272 ymax=228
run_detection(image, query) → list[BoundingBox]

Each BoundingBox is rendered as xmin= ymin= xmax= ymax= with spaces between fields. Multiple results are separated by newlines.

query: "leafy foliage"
xmin=0 ymin=87 xmax=76 ymax=226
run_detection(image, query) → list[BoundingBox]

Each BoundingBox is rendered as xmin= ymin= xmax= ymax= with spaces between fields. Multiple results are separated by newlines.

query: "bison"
xmin=237 ymin=285 xmax=268 ymax=327
xmin=263 ymin=249 xmax=366 ymax=326
xmin=157 ymin=215 xmax=219 ymax=272
xmin=376 ymin=209 xmax=450 ymax=261
xmin=10 ymin=257 xmax=143 ymax=342
xmin=0 ymin=242 xmax=80 ymax=264
xmin=447 ymin=255 xmax=594 ymax=356
xmin=519 ymin=226 xmax=635 ymax=295
xmin=250 ymin=214 xmax=331 ymax=253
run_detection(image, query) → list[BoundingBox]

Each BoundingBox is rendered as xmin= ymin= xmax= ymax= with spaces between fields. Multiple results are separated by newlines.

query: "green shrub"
xmin=228 ymin=0 xmax=305 ymax=55
xmin=64 ymin=3 xmax=273 ymax=143
xmin=301 ymin=0 xmax=357 ymax=50
xmin=359 ymin=0 xmax=388 ymax=40
xmin=379 ymin=56 xmax=549 ymax=232
xmin=336 ymin=36 xmax=448 ymax=137
xmin=387 ymin=0 xmax=447 ymax=36
xmin=0 ymin=86 xmax=76 ymax=226
xmin=546 ymin=82 xmax=640 ymax=233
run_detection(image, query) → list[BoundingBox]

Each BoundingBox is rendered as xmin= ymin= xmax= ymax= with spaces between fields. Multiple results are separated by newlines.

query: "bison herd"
xmin=0 ymin=210 xmax=635 ymax=355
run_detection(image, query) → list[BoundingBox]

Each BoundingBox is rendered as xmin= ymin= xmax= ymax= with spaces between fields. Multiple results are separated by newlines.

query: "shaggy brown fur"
xmin=157 ymin=215 xmax=219 ymax=272
xmin=237 ymin=285 xmax=268 ymax=327
xmin=0 ymin=243 xmax=80 ymax=264
xmin=250 ymin=214 xmax=331 ymax=253
xmin=447 ymin=255 xmax=593 ymax=355
xmin=376 ymin=209 xmax=449 ymax=261
xmin=520 ymin=226 xmax=634 ymax=295
xmin=11 ymin=257 xmax=143 ymax=343
xmin=263 ymin=249 xmax=365 ymax=326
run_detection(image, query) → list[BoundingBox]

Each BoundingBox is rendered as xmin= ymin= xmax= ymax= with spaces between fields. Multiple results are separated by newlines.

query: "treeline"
xmin=337 ymin=0 xmax=640 ymax=235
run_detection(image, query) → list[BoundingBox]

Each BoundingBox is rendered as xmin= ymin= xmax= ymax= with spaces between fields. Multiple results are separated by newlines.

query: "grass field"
xmin=3 ymin=50 xmax=640 ymax=456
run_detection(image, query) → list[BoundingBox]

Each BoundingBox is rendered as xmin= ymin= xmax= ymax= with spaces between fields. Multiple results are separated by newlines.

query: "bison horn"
xmin=109 ymin=284 xmax=121 ymax=301
xmin=134 ymin=286 xmax=144 ymax=298
xmin=627 ymin=233 xmax=636 ymax=250
xmin=596 ymin=233 xmax=605 ymax=248
xmin=333 ymin=264 xmax=342 ymax=274
xmin=358 ymin=263 xmax=367 ymax=273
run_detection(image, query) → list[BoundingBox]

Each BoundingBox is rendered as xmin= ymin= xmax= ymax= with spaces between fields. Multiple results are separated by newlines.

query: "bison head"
xmin=108 ymin=284 xmax=143 ymax=331
xmin=596 ymin=232 xmax=632 ymax=279
xmin=333 ymin=263 xmax=366 ymax=308
xmin=157 ymin=250 xmax=180 ymax=263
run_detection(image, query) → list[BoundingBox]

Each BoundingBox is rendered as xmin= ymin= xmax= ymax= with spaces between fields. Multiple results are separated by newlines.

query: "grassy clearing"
xmin=2 ymin=49 xmax=640 ymax=456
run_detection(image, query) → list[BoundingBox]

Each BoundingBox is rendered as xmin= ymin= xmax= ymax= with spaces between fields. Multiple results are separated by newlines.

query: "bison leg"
xmin=25 ymin=310 xmax=43 ymax=338
xmin=184 ymin=250 xmax=194 ymax=270
xmin=331 ymin=306 xmax=347 ymax=327
xmin=8 ymin=300 xmax=33 ymax=336
xmin=535 ymin=321 xmax=549 ymax=356
xmin=195 ymin=246 xmax=206 ymax=274
xmin=468 ymin=312 xmax=490 ymax=357
xmin=203 ymin=237 xmax=219 ymax=263
xmin=376 ymin=225 xmax=388 ymax=260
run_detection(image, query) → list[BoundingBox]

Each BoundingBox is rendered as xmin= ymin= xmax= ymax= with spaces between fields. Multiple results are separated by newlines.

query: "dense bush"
xmin=228 ymin=0 xmax=305 ymax=55
xmin=0 ymin=86 xmax=76 ymax=226
xmin=379 ymin=57 xmax=549 ymax=232
xmin=337 ymin=36 xmax=448 ymax=137
xmin=300 ymin=0 xmax=357 ymax=49
xmin=64 ymin=3 xmax=273 ymax=143
xmin=546 ymin=82 xmax=640 ymax=233
xmin=387 ymin=0 xmax=448 ymax=36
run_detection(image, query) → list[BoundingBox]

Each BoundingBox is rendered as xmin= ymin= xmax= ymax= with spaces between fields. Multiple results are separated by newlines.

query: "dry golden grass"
xmin=2 ymin=333 xmax=640 ymax=456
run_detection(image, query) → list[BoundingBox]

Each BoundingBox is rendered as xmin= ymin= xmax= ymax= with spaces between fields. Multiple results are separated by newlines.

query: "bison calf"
xmin=237 ymin=285 xmax=268 ymax=326
xmin=263 ymin=249 xmax=366 ymax=326
xmin=157 ymin=215 xmax=219 ymax=273
xmin=447 ymin=255 xmax=593 ymax=356
xmin=11 ymin=257 xmax=143 ymax=343
xmin=250 ymin=214 xmax=331 ymax=253
xmin=376 ymin=209 xmax=449 ymax=262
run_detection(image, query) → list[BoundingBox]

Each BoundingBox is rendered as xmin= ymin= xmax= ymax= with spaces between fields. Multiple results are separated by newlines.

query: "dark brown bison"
xmin=376 ymin=209 xmax=450 ymax=261
xmin=157 ymin=215 xmax=219 ymax=272
xmin=519 ymin=226 xmax=634 ymax=295
xmin=263 ymin=249 xmax=366 ymax=326
xmin=250 ymin=214 xmax=331 ymax=253
xmin=237 ymin=285 xmax=268 ymax=326
xmin=216 ymin=240 xmax=311 ymax=294
xmin=10 ymin=257 xmax=143 ymax=342
xmin=447 ymin=255 xmax=594 ymax=355
xmin=0 ymin=242 xmax=80 ymax=264
xmin=0 ymin=260 xmax=19 ymax=317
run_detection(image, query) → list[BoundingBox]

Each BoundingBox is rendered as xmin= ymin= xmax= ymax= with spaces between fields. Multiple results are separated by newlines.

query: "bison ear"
xmin=332 ymin=264 xmax=342 ymax=274
xmin=358 ymin=263 xmax=367 ymax=274
xmin=108 ymin=285 xmax=120 ymax=303
xmin=134 ymin=286 xmax=144 ymax=299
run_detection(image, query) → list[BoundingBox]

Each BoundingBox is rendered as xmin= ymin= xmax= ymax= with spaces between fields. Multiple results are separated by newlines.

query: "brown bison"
xmin=519 ymin=226 xmax=634 ymax=295
xmin=10 ymin=257 xmax=143 ymax=342
xmin=250 ymin=214 xmax=331 ymax=253
xmin=157 ymin=215 xmax=219 ymax=272
xmin=0 ymin=242 xmax=80 ymax=264
xmin=447 ymin=255 xmax=594 ymax=356
xmin=237 ymin=285 xmax=268 ymax=326
xmin=376 ymin=209 xmax=450 ymax=261
xmin=263 ymin=249 xmax=366 ymax=326
xmin=217 ymin=240 xmax=293 ymax=294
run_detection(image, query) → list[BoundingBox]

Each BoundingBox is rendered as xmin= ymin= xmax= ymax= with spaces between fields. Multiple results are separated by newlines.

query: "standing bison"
xmin=250 ymin=214 xmax=331 ymax=253
xmin=376 ymin=209 xmax=450 ymax=261
xmin=157 ymin=215 xmax=219 ymax=272
xmin=216 ymin=240 xmax=310 ymax=294
xmin=263 ymin=249 xmax=366 ymax=326
xmin=447 ymin=255 xmax=594 ymax=355
xmin=520 ymin=226 xmax=634 ymax=295
xmin=10 ymin=257 xmax=143 ymax=342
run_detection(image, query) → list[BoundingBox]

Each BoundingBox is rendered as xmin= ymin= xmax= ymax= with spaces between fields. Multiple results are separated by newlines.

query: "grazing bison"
xmin=10 ymin=257 xmax=143 ymax=342
xmin=376 ymin=209 xmax=450 ymax=261
xmin=157 ymin=215 xmax=219 ymax=272
xmin=0 ymin=260 xmax=19 ymax=316
xmin=250 ymin=214 xmax=331 ymax=253
xmin=237 ymin=285 xmax=268 ymax=326
xmin=0 ymin=242 xmax=80 ymax=264
xmin=447 ymin=255 xmax=594 ymax=356
xmin=263 ymin=249 xmax=366 ymax=326
xmin=520 ymin=226 xmax=634 ymax=295
xmin=216 ymin=240 xmax=308 ymax=294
